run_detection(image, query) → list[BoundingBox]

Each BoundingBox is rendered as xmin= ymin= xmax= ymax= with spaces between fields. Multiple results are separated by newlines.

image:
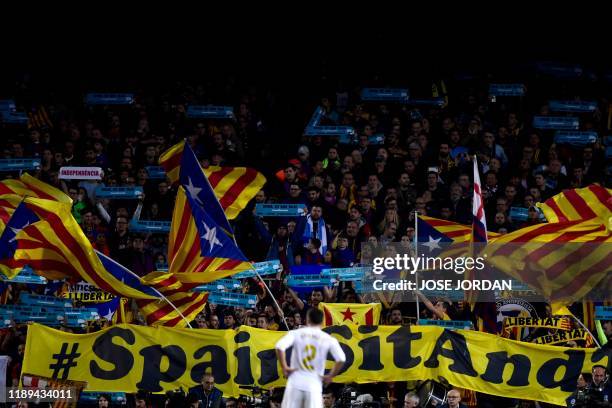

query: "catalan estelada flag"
xmin=536 ymin=184 xmax=612 ymax=223
xmin=166 ymin=143 xmax=251 ymax=281
xmin=167 ymin=186 xmax=251 ymax=281
xmin=319 ymin=302 xmax=381 ymax=327
xmin=3 ymin=198 xmax=159 ymax=300
xmin=137 ymin=271 xmax=209 ymax=327
xmin=0 ymin=194 xmax=24 ymax=233
xmin=485 ymin=219 xmax=612 ymax=305
xmin=0 ymin=173 xmax=72 ymax=204
xmin=159 ymin=140 xmax=266 ymax=219
xmin=27 ymin=105 xmax=53 ymax=130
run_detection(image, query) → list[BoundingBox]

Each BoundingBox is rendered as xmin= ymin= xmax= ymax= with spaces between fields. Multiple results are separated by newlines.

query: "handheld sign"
xmin=0 ymin=159 xmax=41 ymax=172
xmin=194 ymin=279 xmax=242 ymax=292
xmin=553 ymin=131 xmax=597 ymax=147
xmin=532 ymin=116 xmax=579 ymax=130
xmin=255 ymin=203 xmax=307 ymax=217
xmin=307 ymin=107 xmax=325 ymax=128
xmin=19 ymin=293 xmax=72 ymax=309
xmin=407 ymin=98 xmax=445 ymax=107
xmin=128 ymin=220 xmax=171 ymax=234
xmin=95 ymin=186 xmax=143 ymax=199
xmin=1 ymin=111 xmax=29 ymax=125
xmin=59 ymin=166 xmax=103 ymax=180
xmin=286 ymin=275 xmax=336 ymax=287
xmin=208 ymin=292 xmax=257 ymax=308
xmin=509 ymin=206 xmax=546 ymax=222
xmin=595 ymin=306 xmax=612 ymax=320
xmin=0 ymin=99 xmax=16 ymax=112
xmin=536 ymin=62 xmax=583 ymax=79
xmin=233 ymin=260 xmax=281 ymax=279
xmin=321 ymin=267 xmax=368 ymax=281
xmin=0 ymin=266 xmax=47 ymax=285
xmin=549 ymin=100 xmax=597 ymax=113
xmin=418 ymin=319 xmax=473 ymax=330
xmin=145 ymin=166 xmax=167 ymax=179
xmin=361 ymin=88 xmax=410 ymax=103
xmin=186 ymin=105 xmax=234 ymax=119
xmin=489 ymin=84 xmax=525 ymax=97
xmin=85 ymin=93 xmax=134 ymax=105
xmin=304 ymin=125 xmax=356 ymax=137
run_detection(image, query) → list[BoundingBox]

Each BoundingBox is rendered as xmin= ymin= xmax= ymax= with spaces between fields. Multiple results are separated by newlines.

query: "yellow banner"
xmin=532 ymin=329 xmax=591 ymax=345
xmin=504 ymin=317 xmax=571 ymax=330
xmin=22 ymin=324 xmax=608 ymax=406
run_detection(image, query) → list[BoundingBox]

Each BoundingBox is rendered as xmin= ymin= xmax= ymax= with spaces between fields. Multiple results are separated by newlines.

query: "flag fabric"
xmin=470 ymin=156 xmax=498 ymax=333
xmin=167 ymin=186 xmax=251 ymax=281
xmin=159 ymin=140 xmax=266 ymax=219
xmin=0 ymin=194 xmax=23 ymax=233
xmin=536 ymin=184 xmax=612 ymax=224
xmin=137 ymin=271 xmax=208 ymax=327
xmin=112 ymin=298 xmax=133 ymax=324
xmin=485 ymin=219 xmax=612 ymax=305
xmin=318 ymin=302 xmax=381 ymax=327
xmin=4 ymin=198 xmax=159 ymax=300
xmin=92 ymin=297 xmax=120 ymax=321
xmin=180 ymin=142 xmax=233 ymax=234
xmin=27 ymin=106 xmax=54 ymax=130
xmin=472 ymin=157 xmax=488 ymax=243
xmin=0 ymin=173 xmax=72 ymax=204
xmin=21 ymin=373 xmax=86 ymax=408
xmin=0 ymin=200 xmax=43 ymax=277
xmin=158 ymin=140 xmax=185 ymax=183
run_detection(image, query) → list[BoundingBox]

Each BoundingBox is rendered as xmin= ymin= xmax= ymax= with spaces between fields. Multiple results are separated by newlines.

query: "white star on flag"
xmin=185 ymin=177 xmax=203 ymax=204
xmin=422 ymin=235 xmax=442 ymax=252
xmin=9 ymin=221 xmax=30 ymax=243
xmin=201 ymin=221 xmax=223 ymax=251
xmin=102 ymin=307 xmax=115 ymax=320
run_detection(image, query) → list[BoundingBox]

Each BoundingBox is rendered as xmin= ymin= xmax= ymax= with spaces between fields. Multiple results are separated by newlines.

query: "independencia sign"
xmin=22 ymin=324 xmax=608 ymax=406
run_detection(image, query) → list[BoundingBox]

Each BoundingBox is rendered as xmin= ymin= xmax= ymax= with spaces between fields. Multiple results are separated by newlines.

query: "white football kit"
xmin=276 ymin=326 xmax=346 ymax=408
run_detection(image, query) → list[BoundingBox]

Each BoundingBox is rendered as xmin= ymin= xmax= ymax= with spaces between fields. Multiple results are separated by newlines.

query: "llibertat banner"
xmin=22 ymin=324 xmax=608 ymax=405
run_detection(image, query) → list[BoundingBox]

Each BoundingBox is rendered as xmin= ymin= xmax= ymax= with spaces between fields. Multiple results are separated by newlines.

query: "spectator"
xmin=188 ymin=373 xmax=223 ymax=408
xmin=440 ymin=389 xmax=467 ymax=408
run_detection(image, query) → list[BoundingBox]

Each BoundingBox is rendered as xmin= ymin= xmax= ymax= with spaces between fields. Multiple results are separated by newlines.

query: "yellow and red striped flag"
xmin=8 ymin=198 xmax=159 ymax=300
xmin=0 ymin=173 xmax=71 ymax=204
xmin=27 ymin=105 xmax=54 ymax=130
xmin=536 ymin=184 xmax=612 ymax=224
xmin=485 ymin=219 xmax=612 ymax=305
xmin=318 ymin=302 xmax=381 ymax=327
xmin=137 ymin=271 xmax=209 ymax=327
xmin=21 ymin=373 xmax=86 ymax=408
xmin=0 ymin=194 xmax=23 ymax=232
xmin=167 ymin=187 xmax=251 ymax=280
xmin=159 ymin=140 xmax=266 ymax=219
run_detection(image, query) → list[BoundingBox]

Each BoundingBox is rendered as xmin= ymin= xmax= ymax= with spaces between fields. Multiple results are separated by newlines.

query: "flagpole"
xmin=414 ymin=210 xmax=420 ymax=321
xmin=570 ymin=313 xmax=602 ymax=348
xmin=94 ymin=250 xmax=194 ymax=329
xmin=228 ymin=240 xmax=289 ymax=330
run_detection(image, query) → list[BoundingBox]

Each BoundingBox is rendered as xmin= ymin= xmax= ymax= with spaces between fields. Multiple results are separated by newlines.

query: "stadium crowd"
xmin=0 ymin=65 xmax=610 ymax=408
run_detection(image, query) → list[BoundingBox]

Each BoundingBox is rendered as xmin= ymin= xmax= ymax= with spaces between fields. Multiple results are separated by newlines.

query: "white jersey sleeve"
xmin=275 ymin=330 xmax=296 ymax=352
